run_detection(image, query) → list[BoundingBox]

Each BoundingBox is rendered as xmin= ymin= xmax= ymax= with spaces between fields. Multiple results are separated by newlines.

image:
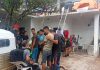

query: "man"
xmin=23 ymin=43 xmax=40 ymax=70
xmin=21 ymin=31 xmax=29 ymax=48
xmin=37 ymin=29 xmax=45 ymax=63
xmin=23 ymin=44 xmax=34 ymax=65
xmin=23 ymin=42 xmax=35 ymax=70
xmin=42 ymin=26 xmax=54 ymax=70
xmin=31 ymin=28 xmax=38 ymax=63
xmin=16 ymin=30 xmax=23 ymax=49
xmin=65 ymin=38 xmax=71 ymax=57
xmin=51 ymin=29 xmax=64 ymax=70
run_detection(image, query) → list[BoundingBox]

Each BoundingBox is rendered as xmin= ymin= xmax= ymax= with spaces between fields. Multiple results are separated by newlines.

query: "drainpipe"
xmin=94 ymin=14 xmax=99 ymax=57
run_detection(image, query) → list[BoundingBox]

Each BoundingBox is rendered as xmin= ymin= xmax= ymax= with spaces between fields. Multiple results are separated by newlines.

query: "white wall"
xmin=31 ymin=18 xmax=44 ymax=31
xmin=71 ymin=17 xmax=94 ymax=46
xmin=31 ymin=16 xmax=72 ymax=35
xmin=22 ymin=15 xmax=97 ymax=46
xmin=18 ymin=16 xmax=73 ymax=40
xmin=20 ymin=17 xmax=31 ymax=39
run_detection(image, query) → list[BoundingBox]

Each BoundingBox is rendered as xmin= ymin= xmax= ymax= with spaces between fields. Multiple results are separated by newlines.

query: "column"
xmin=94 ymin=14 xmax=99 ymax=57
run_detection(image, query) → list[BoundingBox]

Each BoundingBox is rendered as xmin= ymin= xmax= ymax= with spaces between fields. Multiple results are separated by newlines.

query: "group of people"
xmin=15 ymin=27 xmax=29 ymax=49
xmin=15 ymin=26 xmax=77 ymax=70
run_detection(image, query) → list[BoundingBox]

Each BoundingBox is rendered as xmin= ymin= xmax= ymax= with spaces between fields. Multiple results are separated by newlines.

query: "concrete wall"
xmin=71 ymin=17 xmax=94 ymax=46
xmin=20 ymin=17 xmax=31 ymax=39
xmin=21 ymin=15 xmax=98 ymax=47
xmin=31 ymin=16 xmax=72 ymax=36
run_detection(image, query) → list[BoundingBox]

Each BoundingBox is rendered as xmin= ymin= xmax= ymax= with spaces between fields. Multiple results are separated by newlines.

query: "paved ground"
xmin=60 ymin=53 xmax=100 ymax=70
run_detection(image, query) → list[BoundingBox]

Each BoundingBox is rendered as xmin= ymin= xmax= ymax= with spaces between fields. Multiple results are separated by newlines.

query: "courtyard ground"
xmin=60 ymin=53 xmax=100 ymax=70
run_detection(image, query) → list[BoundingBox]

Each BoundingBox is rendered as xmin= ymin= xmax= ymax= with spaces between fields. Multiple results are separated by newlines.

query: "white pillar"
xmin=94 ymin=14 xmax=99 ymax=57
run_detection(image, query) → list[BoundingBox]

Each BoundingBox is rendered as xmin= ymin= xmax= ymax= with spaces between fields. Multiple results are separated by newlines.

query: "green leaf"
xmin=0 ymin=0 xmax=57 ymax=24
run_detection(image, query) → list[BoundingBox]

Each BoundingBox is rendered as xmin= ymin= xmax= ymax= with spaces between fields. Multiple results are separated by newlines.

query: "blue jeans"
xmin=52 ymin=64 xmax=60 ymax=70
xmin=32 ymin=47 xmax=38 ymax=62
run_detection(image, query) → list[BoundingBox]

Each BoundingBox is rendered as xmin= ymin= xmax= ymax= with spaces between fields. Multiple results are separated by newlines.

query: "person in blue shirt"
xmin=36 ymin=29 xmax=45 ymax=63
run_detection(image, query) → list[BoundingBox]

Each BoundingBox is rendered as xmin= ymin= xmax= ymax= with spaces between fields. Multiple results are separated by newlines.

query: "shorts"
xmin=42 ymin=50 xmax=52 ymax=64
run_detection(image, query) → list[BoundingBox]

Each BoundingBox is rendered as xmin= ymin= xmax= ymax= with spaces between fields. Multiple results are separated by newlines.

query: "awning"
xmin=73 ymin=0 xmax=97 ymax=10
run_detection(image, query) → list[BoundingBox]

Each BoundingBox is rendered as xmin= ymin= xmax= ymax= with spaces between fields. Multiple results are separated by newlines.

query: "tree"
xmin=0 ymin=0 xmax=56 ymax=25
xmin=0 ymin=0 xmax=23 ymax=24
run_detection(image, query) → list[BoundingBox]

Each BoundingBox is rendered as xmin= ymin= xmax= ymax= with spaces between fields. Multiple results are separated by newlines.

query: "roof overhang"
xmin=28 ymin=9 xmax=100 ymax=19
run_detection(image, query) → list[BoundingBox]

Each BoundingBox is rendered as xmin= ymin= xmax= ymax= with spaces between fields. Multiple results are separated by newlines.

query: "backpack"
xmin=10 ymin=48 xmax=31 ymax=62
xmin=10 ymin=49 xmax=24 ymax=62
xmin=58 ymin=35 xmax=66 ymax=49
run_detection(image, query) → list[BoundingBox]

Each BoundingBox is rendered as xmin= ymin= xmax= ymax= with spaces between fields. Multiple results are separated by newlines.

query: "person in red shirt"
xmin=63 ymin=30 xmax=71 ymax=57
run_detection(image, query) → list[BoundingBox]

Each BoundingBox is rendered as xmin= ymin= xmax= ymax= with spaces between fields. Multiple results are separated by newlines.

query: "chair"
xmin=10 ymin=61 xmax=32 ymax=70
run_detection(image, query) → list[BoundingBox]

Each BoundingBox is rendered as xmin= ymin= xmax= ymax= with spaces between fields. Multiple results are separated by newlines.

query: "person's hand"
xmin=46 ymin=35 xmax=49 ymax=40
xmin=43 ymin=42 xmax=46 ymax=45
xmin=30 ymin=60 xmax=34 ymax=64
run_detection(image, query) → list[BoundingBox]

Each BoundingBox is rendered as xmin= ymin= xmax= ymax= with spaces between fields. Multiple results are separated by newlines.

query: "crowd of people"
xmin=14 ymin=26 xmax=77 ymax=70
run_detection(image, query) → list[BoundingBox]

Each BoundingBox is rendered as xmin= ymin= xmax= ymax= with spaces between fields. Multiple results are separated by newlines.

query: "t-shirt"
xmin=16 ymin=35 xmax=22 ymax=42
xmin=31 ymin=35 xmax=38 ymax=48
xmin=38 ymin=34 xmax=45 ymax=48
xmin=38 ymin=35 xmax=45 ymax=43
xmin=23 ymin=49 xmax=30 ymax=61
xmin=52 ymin=34 xmax=62 ymax=54
xmin=23 ymin=35 xmax=29 ymax=41
xmin=52 ymin=34 xmax=59 ymax=51
xmin=43 ymin=33 xmax=54 ymax=51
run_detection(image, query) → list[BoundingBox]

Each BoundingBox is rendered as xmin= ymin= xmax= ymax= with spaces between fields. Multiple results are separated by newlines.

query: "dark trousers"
xmin=52 ymin=47 xmax=61 ymax=70
xmin=51 ymin=51 xmax=61 ymax=70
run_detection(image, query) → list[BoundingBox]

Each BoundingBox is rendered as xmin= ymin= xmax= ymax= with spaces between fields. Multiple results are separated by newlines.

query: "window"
xmin=0 ymin=39 xmax=10 ymax=48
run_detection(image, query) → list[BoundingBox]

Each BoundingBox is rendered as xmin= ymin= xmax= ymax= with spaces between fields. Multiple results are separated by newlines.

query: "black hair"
xmin=39 ymin=29 xmax=44 ymax=32
xmin=31 ymin=28 xmax=35 ymax=31
xmin=53 ymin=28 xmax=58 ymax=33
xmin=43 ymin=26 xmax=49 ymax=30
xmin=53 ymin=30 xmax=56 ymax=33
xmin=19 ymin=27 xmax=25 ymax=35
